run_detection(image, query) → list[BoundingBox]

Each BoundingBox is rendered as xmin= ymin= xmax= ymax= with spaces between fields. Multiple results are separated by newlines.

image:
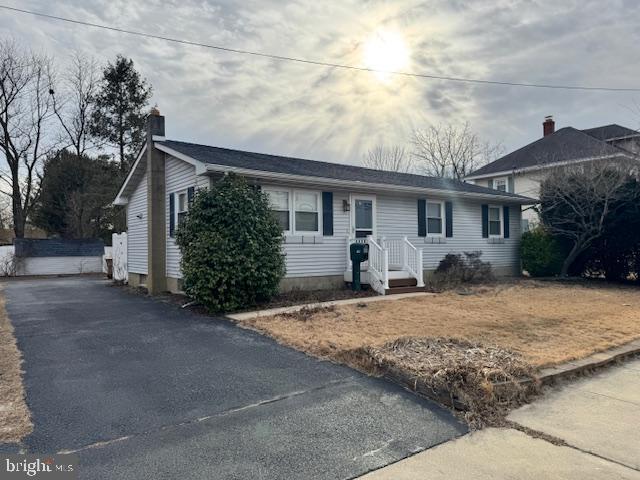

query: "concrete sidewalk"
xmin=361 ymin=358 xmax=640 ymax=479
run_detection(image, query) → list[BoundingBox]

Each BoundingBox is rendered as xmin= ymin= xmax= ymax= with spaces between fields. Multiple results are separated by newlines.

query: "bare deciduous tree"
xmin=0 ymin=40 xmax=58 ymax=238
xmin=51 ymin=52 xmax=100 ymax=157
xmin=412 ymin=122 xmax=503 ymax=180
xmin=539 ymin=160 xmax=636 ymax=276
xmin=363 ymin=145 xmax=413 ymax=173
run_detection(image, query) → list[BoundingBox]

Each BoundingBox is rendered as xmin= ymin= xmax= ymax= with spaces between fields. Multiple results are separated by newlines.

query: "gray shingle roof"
xmin=157 ymin=140 xmax=530 ymax=200
xmin=582 ymin=124 xmax=639 ymax=141
xmin=467 ymin=127 xmax=630 ymax=178
xmin=14 ymin=238 xmax=104 ymax=258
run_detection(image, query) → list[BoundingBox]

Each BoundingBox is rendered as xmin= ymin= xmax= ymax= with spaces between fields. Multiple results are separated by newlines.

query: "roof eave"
xmin=465 ymin=152 xmax=637 ymax=181
xmin=113 ymin=145 xmax=148 ymax=205
xmin=203 ymin=163 xmax=535 ymax=204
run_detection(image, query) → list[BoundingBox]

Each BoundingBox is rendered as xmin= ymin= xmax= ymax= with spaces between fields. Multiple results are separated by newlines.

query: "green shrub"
xmin=176 ymin=174 xmax=285 ymax=312
xmin=520 ymin=227 xmax=563 ymax=277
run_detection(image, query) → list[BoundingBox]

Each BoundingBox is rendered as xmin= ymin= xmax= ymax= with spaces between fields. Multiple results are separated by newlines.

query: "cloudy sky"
xmin=1 ymin=0 xmax=639 ymax=165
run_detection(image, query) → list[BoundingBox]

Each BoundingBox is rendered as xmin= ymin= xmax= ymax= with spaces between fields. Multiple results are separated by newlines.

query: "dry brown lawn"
xmin=0 ymin=286 xmax=32 ymax=443
xmin=238 ymin=281 xmax=640 ymax=368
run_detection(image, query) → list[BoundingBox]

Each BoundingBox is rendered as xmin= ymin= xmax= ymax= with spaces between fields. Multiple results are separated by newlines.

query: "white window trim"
xmin=488 ymin=205 xmax=503 ymax=238
xmin=175 ymin=189 xmax=189 ymax=228
xmin=350 ymin=194 xmax=377 ymax=239
xmin=426 ymin=199 xmax=445 ymax=237
xmin=493 ymin=177 xmax=508 ymax=193
xmin=263 ymin=186 xmax=323 ymax=236
xmin=263 ymin=186 xmax=292 ymax=234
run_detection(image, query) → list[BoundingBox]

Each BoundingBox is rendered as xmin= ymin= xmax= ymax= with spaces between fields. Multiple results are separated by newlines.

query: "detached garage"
xmin=14 ymin=238 xmax=105 ymax=276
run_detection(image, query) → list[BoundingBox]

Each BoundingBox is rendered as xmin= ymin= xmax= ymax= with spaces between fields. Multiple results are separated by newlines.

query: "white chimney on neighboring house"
xmin=543 ymin=116 xmax=555 ymax=137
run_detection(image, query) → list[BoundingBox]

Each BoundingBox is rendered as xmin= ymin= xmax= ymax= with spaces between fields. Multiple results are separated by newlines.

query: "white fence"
xmin=111 ymin=233 xmax=128 ymax=282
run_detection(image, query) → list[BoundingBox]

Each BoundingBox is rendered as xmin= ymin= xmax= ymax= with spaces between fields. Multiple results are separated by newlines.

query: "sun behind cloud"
xmin=362 ymin=29 xmax=410 ymax=83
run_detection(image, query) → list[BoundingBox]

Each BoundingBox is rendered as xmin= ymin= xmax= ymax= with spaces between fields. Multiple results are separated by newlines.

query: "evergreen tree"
xmin=33 ymin=150 xmax=124 ymax=242
xmin=90 ymin=55 xmax=152 ymax=173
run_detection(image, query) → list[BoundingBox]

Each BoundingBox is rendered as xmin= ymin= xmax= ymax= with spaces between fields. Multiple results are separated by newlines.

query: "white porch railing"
xmin=401 ymin=236 xmax=424 ymax=287
xmin=346 ymin=236 xmax=424 ymax=293
xmin=366 ymin=235 xmax=388 ymax=294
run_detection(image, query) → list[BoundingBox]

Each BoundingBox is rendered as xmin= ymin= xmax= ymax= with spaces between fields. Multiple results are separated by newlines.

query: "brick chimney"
xmin=146 ymin=108 xmax=166 ymax=294
xmin=543 ymin=116 xmax=555 ymax=137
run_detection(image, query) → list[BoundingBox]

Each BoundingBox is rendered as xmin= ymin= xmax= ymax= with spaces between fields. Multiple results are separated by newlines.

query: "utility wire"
xmin=2 ymin=4 xmax=640 ymax=93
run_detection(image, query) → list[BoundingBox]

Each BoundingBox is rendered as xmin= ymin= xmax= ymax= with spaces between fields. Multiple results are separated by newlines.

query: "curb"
xmin=536 ymin=338 xmax=640 ymax=385
xmin=227 ymin=291 xmax=434 ymax=321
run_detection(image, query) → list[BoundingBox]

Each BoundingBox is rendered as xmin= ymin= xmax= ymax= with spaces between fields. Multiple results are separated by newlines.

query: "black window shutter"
xmin=481 ymin=204 xmax=489 ymax=238
xmin=418 ymin=199 xmax=426 ymax=237
xmin=169 ymin=193 xmax=175 ymax=237
xmin=187 ymin=186 xmax=195 ymax=207
xmin=488 ymin=178 xmax=494 ymax=189
xmin=445 ymin=201 xmax=453 ymax=238
xmin=322 ymin=192 xmax=333 ymax=236
xmin=503 ymin=205 xmax=510 ymax=239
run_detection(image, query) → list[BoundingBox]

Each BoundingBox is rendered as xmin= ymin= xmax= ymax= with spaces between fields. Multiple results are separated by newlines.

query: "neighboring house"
xmin=465 ymin=117 xmax=640 ymax=229
xmin=114 ymin=112 xmax=533 ymax=295
xmin=12 ymin=238 xmax=105 ymax=276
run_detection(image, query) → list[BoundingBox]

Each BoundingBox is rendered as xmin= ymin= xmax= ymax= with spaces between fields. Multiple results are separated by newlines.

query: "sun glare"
xmin=363 ymin=30 xmax=410 ymax=83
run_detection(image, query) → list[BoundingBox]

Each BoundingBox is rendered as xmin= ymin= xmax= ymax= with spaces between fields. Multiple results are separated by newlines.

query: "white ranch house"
xmin=114 ymin=112 xmax=533 ymax=295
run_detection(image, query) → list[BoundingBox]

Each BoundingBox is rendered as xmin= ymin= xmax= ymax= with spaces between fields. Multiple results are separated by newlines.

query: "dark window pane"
xmin=273 ymin=210 xmax=289 ymax=231
xmin=489 ymin=220 xmax=501 ymax=235
xmin=177 ymin=212 xmax=188 ymax=227
xmin=355 ymin=230 xmax=372 ymax=238
xmin=295 ymin=211 xmax=318 ymax=232
xmin=427 ymin=218 xmax=442 ymax=234
xmin=355 ymin=200 xmax=373 ymax=229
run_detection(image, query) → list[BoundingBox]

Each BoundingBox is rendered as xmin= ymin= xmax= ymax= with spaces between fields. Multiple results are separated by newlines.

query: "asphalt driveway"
xmin=3 ymin=277 xmax=465 ymax=479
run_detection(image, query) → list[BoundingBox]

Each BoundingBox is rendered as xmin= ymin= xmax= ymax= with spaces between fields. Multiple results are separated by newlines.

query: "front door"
xmin=351 ymin=195 xmax=376 ymax=238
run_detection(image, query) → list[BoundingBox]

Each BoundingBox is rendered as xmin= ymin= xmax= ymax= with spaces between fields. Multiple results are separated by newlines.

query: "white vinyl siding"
xmin=376 ymin=194 xmax=521 ymax=271
xmin=153 ymin=156 xmax=523 ymax=281
xmin=166 ymin=155 xmax=197 ymax=279
xmin=127 ymin=171 xmax=148 ymax=275
xmin=281 ymin=191 xmax=350 ymax=277
xmin=283 ymin=190 xmax=521 ymax=278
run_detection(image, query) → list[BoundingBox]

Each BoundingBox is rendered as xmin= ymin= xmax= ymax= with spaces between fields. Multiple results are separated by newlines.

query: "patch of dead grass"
xmin=0 ymin=287 xmax=32 ymax=443
xmin=238 ymin=281 xmax=640 ymax=368
xmin=360 ymin=337 xmax=540 ymax=428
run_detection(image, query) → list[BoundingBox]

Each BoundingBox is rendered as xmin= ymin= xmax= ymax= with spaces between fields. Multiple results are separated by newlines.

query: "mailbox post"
xmin=350 ymin=243 xmax=369 ymax=291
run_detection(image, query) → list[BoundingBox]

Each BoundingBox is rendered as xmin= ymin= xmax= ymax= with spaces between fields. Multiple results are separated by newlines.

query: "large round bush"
xmin=176 ymin=174 xmax=285 ymax=312
xmin=520 ymin=227 xmax=563 ymax=277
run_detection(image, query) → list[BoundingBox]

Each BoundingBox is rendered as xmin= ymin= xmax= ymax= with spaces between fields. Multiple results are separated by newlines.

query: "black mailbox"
xmin=349 ymin=243 xmax=369 ymax=291
xmin=350 ymin=243 xmax=369 ymax=263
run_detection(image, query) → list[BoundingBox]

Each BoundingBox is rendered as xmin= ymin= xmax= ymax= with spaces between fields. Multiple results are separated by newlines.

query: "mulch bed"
xmin=241 ymin=287 xmax=376 ymax=311
xmin=120 ymin=283 xmax=376 ymax=314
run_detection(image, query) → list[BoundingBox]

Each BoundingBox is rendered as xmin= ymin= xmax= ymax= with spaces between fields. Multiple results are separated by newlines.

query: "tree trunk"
xmin=560 ymin=241 xmax=583 ymax=277
xmin=11 ymin=169 xmax=25 ymax=238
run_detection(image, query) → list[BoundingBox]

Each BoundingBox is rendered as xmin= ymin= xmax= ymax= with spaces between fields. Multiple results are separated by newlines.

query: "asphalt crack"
xmin=56 ymin=376 xmax=355 ymax=455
